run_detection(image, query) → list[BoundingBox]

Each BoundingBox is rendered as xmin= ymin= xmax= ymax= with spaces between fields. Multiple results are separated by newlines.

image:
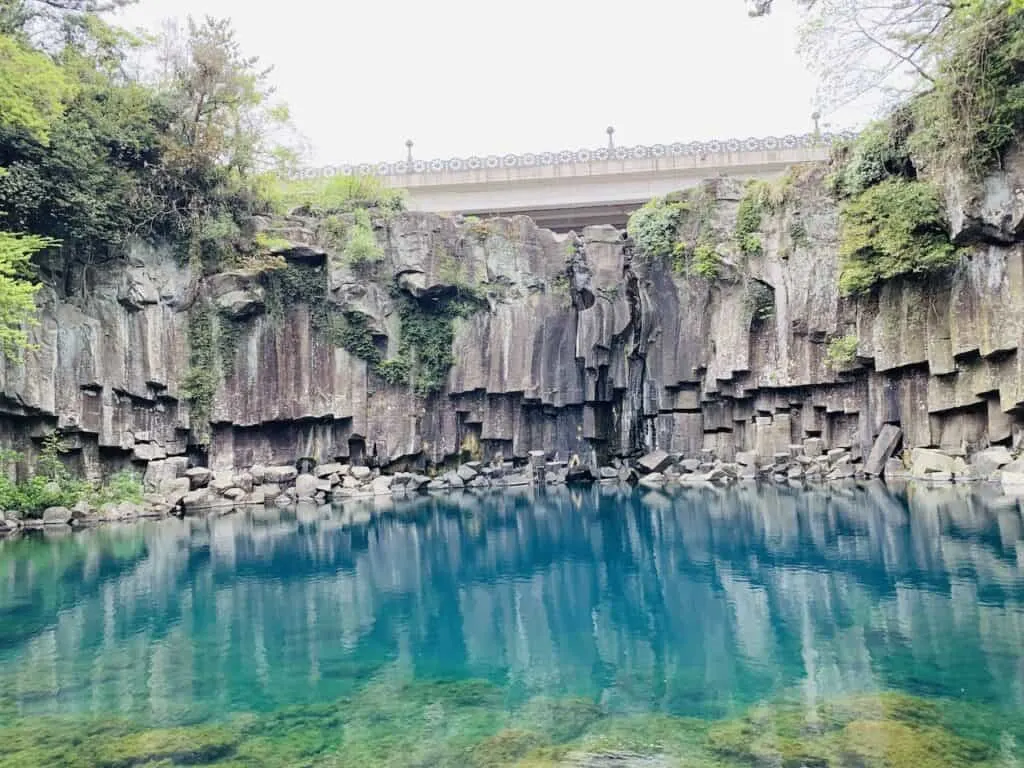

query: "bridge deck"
xmin=293 ymin=134 xmax=845 ymax=233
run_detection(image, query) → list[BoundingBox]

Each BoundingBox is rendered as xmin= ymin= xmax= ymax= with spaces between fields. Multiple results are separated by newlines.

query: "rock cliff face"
xmin=1 ymin=160 xmax=1022 ymax=482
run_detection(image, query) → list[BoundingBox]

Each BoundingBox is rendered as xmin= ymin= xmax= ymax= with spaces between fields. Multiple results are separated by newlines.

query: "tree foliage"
xmin=0 ymin=231 xmax=53 ymax=357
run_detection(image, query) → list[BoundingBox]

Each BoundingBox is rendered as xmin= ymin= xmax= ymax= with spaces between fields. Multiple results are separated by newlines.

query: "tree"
xmin=0 ymin=31 xmax=70 ymax=143
xmin=0 ymin=231 xmax=53 ymax=358
xmin=149 ymin=15 xmax=302 ymax=266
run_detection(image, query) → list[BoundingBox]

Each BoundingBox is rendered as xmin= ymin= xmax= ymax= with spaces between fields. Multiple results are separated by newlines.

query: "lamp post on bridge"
xmin=606 ymin=126 xmax=615 ymax=151
xmin=406 ymin=139 xmax=414 ymax=163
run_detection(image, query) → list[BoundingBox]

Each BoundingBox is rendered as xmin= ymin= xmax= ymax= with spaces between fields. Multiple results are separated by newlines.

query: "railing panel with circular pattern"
xmin=285 ymin=132 xmax=855 ymax=180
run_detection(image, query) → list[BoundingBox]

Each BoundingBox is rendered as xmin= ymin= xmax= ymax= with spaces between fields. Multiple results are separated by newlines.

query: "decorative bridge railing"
xmin=286 ymin=131 xmax=857 ymax=180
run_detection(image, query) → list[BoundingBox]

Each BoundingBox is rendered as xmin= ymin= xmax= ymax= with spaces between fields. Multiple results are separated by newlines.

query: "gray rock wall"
xmin=2 ymin=163 xmax=1023 ymax=480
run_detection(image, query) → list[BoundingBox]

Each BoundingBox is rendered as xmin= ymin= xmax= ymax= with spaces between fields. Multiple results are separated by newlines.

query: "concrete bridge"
xmin=293 ymin=132 xmax=851 ymax=232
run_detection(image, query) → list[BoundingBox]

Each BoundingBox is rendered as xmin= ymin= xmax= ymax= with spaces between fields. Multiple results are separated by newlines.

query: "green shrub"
xmin=692 ymin=242 xmax=722 ymax=278
xmin=627 ymin=197 xmax=687 ymax=260
xmin=838 ymin=178 xmax=960 ymax=295
xmin=827 ymin=334 xmax=859 ymax=367
xmin=342 ymin=209 xmax=384 ymax=265
xmin=91 ymin=470 xmax=144 ymax=506
xmin=828 ymin=118 xmax=913 ymax=199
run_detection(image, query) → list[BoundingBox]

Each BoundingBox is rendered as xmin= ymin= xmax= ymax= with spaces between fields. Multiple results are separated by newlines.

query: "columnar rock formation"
xmin=1 ymin=158 xmax=1022 ymax=486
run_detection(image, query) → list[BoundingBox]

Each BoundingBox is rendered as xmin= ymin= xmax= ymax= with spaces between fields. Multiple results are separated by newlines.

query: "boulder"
xmin=638 ymin=472 xmax=666 ymax=488
xmin=295 ymin=473 xmax=318 ymax=499
xmin=316 ymin=479 xmax=333 ymax=494
xmin=315 ymin=462 xmax=344 ymax=478
xmin=703 ymin=467 xmax=727 ymax=482
xmin=143 ymin=457 xmax=189 ymax=492
xmin=442 ymin=471 xmax=465 ymax=488
xmin=371 ymin=475 xmax=393 ymax=495
xmin=210 ymin=472 xmax=235 ymax=493
xmin=456 ymin=464 xmax=478 ymax=482
xmin=185 ymin=467 xmax=212 ymax=489
xmin=182 ymin=489 xmax=213 ymax=509
xmin=233 ymin=472 xmax=254 ymax=493
xmin=735 ymin=451 xmax=758 ymax=467
xmin=565 ymin=465 xmax=595 ymax=484
xmin=264 ymin=466 xmax=298 ymax=484
xmin=599 ymin=466 xmax=618 ymax=479
xmin=42 ymin=506 xmax=72 ymax=526
xmin=827 ymin=463 xmax=855 ymax=480
xmin=161 ymin=477 xmax=191 ymax=508
xmin=250 ymin=464 xmax=267 ymax=484
xmin=637 ymin=450 xmax=672 ymax=474
xmin=71 ymin=499 xmax=93 ymax=519
xmin=864 ymin=425 xmax=902 ymax=476
xmin=502 ymin=473 xmax=531 ymax=486
xmin=971 ymin=446 xmax=1013 ymax=478
xmin=249 ymin=487 xmax=266 ymax=505
xmin=350 ymin=466 xmax=372 ymax=481
xmin=407 ymin=474 xmax=431 ymax=491
xmin=223 ymin=487 xmax=246 ymax=501
xmin=909 ymin=448 xmax=958 ymax=478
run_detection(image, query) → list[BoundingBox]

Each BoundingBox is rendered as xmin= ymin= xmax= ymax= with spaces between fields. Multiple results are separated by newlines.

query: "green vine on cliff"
xmin=216 ymin=313 xmax=248 ymax=378
xmin=182 ymin=304 xmax=216 ymax=445
xmin=374 ymin=290 xmax=486 ymax=396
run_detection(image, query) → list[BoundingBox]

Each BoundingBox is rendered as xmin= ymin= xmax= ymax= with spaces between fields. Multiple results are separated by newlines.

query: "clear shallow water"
xmin=1 ymin=482 xmax=1024 ymax=766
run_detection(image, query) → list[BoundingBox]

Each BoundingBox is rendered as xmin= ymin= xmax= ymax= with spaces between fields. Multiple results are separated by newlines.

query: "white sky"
xmin=114 ymin=0 xmax=875 ymax=167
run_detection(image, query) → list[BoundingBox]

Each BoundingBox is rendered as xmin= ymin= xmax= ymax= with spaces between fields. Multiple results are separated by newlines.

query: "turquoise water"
xmin=2 ymin=482 xmax=1024 ymax=766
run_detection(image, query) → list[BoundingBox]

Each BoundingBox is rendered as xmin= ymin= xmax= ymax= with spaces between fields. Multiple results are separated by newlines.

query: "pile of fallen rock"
xmin=7 ymin=431 xmax=1024 ymax=532
xmin=608 ymin=437 xmax=1024 ymax=493
xmin=159 ymin=457 xmax=564 ymax=515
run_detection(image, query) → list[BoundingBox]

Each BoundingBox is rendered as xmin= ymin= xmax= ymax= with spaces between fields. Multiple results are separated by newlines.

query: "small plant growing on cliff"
xmin=342 ymin=209 xmax=384 ymax=266
xmin=735 ymin=182 xmax=768 ymax=257
xmin=463 ymin=216 xmax=492 ymax=243
xmin=838 ymin=178 xmax=959 ymax=296
xmin=826 ymin=334 xmax=859 ymax=368
xmin=692 ymin=242 xmax=722 ymax=279
xmin=627 ymin=196 xmax=687 ymax=260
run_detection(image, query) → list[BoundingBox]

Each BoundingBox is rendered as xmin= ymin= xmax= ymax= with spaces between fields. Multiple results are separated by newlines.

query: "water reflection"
xmin=1 ymin=481 xmax=1023 ymax=726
